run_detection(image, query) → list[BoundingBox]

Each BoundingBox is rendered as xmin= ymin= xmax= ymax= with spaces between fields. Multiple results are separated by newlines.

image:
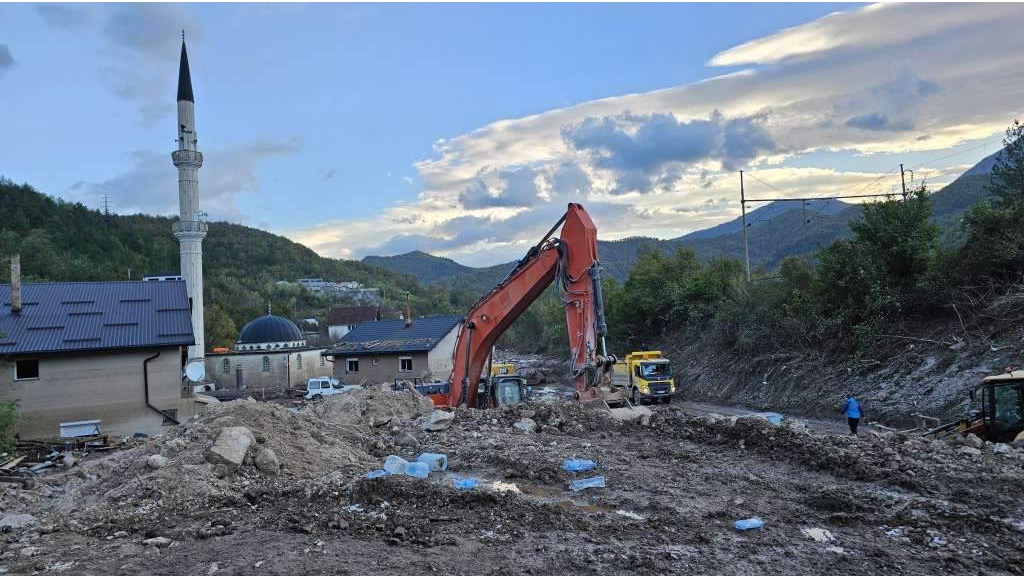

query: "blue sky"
xmin=0 ymin=3 xmax=1020 ymax=266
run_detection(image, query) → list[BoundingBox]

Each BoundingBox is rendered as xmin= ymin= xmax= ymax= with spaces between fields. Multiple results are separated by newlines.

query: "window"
xmin=296 ymin=354 xmax=303 ymax=370
xmin=261 ymin=356 xmax=270 ymax=372
xmin=319 ymin=355 xmax=325 ymax=367
xmin=15 ymin=359 xmax=39 ymax=380
xmin=162 ymin=409 xmax=178 ymax=426
xmin=371 ymin=356 xmax=379 ymax=366
xmin=347 ymin=358 xmax=359 ymax=373
xmin=222 ymin=359 xmax=231 ymax=375
xmin=399 ymin=357 xmax=413 ymax=372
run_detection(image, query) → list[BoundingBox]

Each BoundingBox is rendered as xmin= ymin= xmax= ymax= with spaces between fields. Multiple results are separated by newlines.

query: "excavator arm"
xmin=447 ymin=203 xmax=619 ymax=408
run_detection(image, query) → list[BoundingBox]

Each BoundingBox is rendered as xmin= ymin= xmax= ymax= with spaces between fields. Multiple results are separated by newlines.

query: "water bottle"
xmin=569 ymin=476 xmax=605 ymax=492
xmin=416 ymin=453 xmax=448 ymax=471
xmin=404 ymin=461 xmax=430 ymax=478
xmin=453 ymin=477 xmax=479 ymax=490
xmin=735 ymin=517 xmax=764 ymax=531
xmin=383 ymin=455 xmax=408 ymax=475
xmin=366 ymin=469 xmax=388 ymax=479
xmin=562 ymin=459 xmax=597 ymax=472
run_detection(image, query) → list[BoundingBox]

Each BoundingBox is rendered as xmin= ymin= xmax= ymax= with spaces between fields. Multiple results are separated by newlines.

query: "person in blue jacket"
xmin=843 ymin=395 xmax=862 ymax=436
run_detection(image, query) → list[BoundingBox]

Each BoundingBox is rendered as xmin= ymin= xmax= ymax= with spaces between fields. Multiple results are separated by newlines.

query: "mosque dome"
xmin=236 ymin=314 xmax=304 ymax=347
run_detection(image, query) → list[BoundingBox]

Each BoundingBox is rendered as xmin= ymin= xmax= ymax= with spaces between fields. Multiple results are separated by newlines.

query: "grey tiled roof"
xmin=0 ymin=281 xmax=195 ymax=355
xmin=326 ymin=315 xmax=462 ymax=355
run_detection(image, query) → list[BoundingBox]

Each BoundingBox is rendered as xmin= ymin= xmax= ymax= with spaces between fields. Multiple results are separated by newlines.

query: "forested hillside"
xmin=0 ymin=179 xmax=473 ymax=348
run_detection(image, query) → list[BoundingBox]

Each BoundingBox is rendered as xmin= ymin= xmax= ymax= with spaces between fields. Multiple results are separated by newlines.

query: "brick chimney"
xmin=10 ymin=254 xmax=21 ymax=315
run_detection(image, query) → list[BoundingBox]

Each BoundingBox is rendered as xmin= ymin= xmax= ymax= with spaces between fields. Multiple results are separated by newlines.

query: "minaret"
xmin=172 ymin=35 xmax=206 ymax=362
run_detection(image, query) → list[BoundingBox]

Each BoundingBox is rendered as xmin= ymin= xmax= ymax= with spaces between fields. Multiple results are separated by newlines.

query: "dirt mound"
xmin=311 ymin=386 xmax=434 ymax=428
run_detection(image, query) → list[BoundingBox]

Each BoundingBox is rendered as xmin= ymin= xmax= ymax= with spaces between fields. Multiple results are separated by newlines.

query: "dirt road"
xmin=1 ymin=392 xmax=1022 ymax=575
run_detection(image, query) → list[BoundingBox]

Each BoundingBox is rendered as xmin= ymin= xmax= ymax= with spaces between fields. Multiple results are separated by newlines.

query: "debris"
xmin=113 ymin=531 xmax=129 ymax=539
xmin=366 ymin=469 xmax=388 ymax=479
xmin=383 ymin=455 xmax=409 ymax=475
xmin=735 ymin=517 xmax=764 ymax=531
xmin=254 ymin=447 xmax=281 ymax=475
xmin=616 ymin=510 xmax=645 ymax=521
xmin=958 ymin=446 xmax=982 ymax=456
xmin=143 ymin=537 xmax=173 ymax=548
xmin=453 ymin=477 xmax=480 ymax=490
xmin=513 ymin=418 xmax=538 ymax=434
xmin=19 ymin=546 xmax=39 ymax=558
xmin=608 ymin=406 xmax=653 ymax=423
xmin=562 ymin=459 xmax=597 ymax=472
xmin=423 ymin=410 xmax=456 ymax=432
xmin=404 ymin=461 xmax=430 ymax=478
xmin=569 ymin=475 xmax=605 ymax=492
xmin=801 ymin=527 xmax=835 ymax=542
xmin=416 ymin=452 xmax=448 ymax=471
xmin=992 ymin=443 xmax=1011 ymax=455
xmin=755 ymin=412 xmax=784 ymax=426
xmin=146 ymin=454 xmax=169 ymax=469
xmin=204 ymin=426 xmax=255 ymax=468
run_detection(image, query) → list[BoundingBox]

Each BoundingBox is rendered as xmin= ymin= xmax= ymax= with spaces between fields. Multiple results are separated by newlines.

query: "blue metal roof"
xmin=328 ymin=314 xmax=462 ymax=355
xmin=0 ymin=281 xmax=195 ymax=355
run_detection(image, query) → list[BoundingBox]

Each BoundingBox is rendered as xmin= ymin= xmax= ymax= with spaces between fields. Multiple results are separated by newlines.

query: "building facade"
xmin=0 ymin=280 xmax=198 ymax=438
xmin=205 ymin=314 xmax=331 ymax=392
xmin=326 ymin=305 xmax=381 ymax=342
xmin=324 ymin=315 xmax=462 ymax=384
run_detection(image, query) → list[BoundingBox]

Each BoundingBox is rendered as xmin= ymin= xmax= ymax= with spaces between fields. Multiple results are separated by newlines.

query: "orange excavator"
xmin=444 ymin=203 xmax=623 ymax=409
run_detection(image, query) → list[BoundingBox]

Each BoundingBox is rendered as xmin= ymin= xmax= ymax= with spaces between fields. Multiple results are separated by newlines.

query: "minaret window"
xmin=296 ymin=354 xmax=303 ymax=370
xmin=261 ymin=356 xmax=270 ymax=372
xmin=222 ymin=359 xmax=230 ymax=374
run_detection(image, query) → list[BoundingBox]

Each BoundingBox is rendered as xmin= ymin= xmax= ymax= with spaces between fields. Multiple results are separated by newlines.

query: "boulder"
xmin=958 ymin=446 xmax=982 ymax=456
xmin=608 ymin=406 xmax=653 ymax=424
xmin=992 ymin=443 xmax=1011 ymax=455
xmin=147 ymin=454 xmax=169 ymax=470
xmin=0 ymin=514 xmax=37 ymax=531
xmin=512 ymin=418 xmax=538 ymax=434
xmin=963 ymin=433 xmax=984 ymax=449
xmin=143 ymin=536 xmax=173 ymax=548
xmin=422 ymin=410 xmax=455 ymax=432
xmin=204 ymin=426 xmax=255 ymax=468
xmin=254 ymin=447 xmax=281 ymax=475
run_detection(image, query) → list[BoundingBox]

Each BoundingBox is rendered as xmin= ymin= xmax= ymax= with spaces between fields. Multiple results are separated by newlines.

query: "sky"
xmin=1 ymin=3 xmax=1021 ymax=267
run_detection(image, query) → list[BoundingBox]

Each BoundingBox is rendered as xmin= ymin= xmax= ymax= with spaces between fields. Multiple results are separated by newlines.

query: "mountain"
xmin=362 ymin=251 xmax=474 ymax=283
xmin=365 ymin=150 xmax=1001 ymax=290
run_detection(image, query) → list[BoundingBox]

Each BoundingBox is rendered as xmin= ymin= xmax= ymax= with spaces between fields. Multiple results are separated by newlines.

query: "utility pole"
xmin=740 ymin=170 xmax=751 ymax=282
xmin=900 ymin=163 xmax=907 ymax=200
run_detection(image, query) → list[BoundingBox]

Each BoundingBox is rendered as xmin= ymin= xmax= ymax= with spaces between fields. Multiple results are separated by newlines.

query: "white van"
xmin=305 ymin=377 xmax=356 ymax=400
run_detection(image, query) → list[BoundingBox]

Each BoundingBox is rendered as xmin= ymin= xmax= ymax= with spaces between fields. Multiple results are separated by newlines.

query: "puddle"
xmin=520 ymin=483 xmax=610 ymax=514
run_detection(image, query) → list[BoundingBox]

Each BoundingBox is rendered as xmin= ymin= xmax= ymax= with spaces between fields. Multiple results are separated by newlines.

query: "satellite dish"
xmin=185 ymin=361 xmax=206 ymax=383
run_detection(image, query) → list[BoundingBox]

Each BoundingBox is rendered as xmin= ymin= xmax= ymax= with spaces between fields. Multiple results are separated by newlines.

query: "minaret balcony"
xmin=172 ymin=149 xmax=204 ymax=168
xmin=173 ymin=220 xmax=209 ymax=236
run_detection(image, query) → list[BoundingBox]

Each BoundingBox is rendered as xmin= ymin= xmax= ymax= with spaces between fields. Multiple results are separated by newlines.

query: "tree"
xmin=205 ymin=303 xmax=239 ymax=350
xmin=989 ymin=119 xmax=1024 ymax=205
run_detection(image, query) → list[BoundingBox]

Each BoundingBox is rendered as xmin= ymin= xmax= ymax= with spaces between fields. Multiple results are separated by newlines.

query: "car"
xmin=305 ymin=377 xmax=356 ymax=400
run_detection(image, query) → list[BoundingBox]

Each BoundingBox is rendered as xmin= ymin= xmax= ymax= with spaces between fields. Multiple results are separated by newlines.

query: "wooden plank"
xmin=0 ymin=455 xmax=26 ymax=471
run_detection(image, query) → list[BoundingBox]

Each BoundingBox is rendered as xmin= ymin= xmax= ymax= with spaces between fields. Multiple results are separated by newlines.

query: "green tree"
xmin=989 ymin=119 xmax=1024 ymax=205
xmin=205 ymin=303 xmax=239 ymax=349
xmin=0 ymin=401 xmax=17 ymax=453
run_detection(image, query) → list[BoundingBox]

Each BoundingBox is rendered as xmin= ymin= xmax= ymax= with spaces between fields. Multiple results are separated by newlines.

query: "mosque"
xmin=169 ymin=36 xmax=330 ymax=391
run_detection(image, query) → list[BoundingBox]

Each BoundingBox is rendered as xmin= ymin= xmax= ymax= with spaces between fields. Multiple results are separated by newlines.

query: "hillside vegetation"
xmin=0 ymin=179 xmax=471 ymax=348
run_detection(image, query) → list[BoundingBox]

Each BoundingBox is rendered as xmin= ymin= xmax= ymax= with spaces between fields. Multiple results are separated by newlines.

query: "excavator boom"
xmin=447 ymin=203 xmax=618 ymax=408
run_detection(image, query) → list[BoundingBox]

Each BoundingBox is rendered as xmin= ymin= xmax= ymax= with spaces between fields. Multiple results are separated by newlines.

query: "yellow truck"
xmin=490 ymin=362 xmax=517 ymax=377
xmin=613 ymin=351 xmax=675 ymax=405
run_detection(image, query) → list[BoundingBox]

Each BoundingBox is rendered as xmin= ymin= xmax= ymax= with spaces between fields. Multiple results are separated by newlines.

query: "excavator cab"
xmin=971 ymin=371 xmax=1024 ymax=443
xmin=476 ymin=376 xmax=529 ymax=409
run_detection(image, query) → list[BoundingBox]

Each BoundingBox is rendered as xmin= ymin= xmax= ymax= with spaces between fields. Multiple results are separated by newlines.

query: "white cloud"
xmin=285 ymin=3 xmax=1024 ymax=265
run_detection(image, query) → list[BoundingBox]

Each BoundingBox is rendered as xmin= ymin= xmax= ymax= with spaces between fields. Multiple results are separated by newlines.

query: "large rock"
xmin=512 ymin=418 xmax=538 ymax=434
xmin=147 ymin=454 xmax=169 ymax=469
xmin=422 ymin=410 xmax=455 ymax=432
xmin=958 ymin=446 xmax=982 ymax=457
xmin=0 ymin=514 xmax=37 ymax=531
xmin=608 ymin=406 xmax=653 ymax=426
xmin=204 ymin=426 xmax=255 ymax=468
xmin=963 ymin=433 xmax=984 ymax=449
xmin=255 ymin=447 xmax=281 ymax=475
xmin=143 ymin=537 xmax=173 ymax=548
xmin=992 ymin=443 xmax=1011 ymax=455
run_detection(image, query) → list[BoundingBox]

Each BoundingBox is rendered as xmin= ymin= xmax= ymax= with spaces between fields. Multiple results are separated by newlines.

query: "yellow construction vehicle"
xmin=490 ymin=362 xmax=517 ymax=377
xmin=925 ymin=369 xmax=1024 ymax=443
xmin=613 ymin=351 xmax=675 ymax=405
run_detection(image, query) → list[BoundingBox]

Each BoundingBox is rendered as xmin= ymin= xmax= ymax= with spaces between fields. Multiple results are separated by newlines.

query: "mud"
xmin=1 ymin=392 xmax=1022 ymax=575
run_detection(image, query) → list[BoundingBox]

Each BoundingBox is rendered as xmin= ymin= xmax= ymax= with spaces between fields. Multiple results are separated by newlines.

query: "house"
xmin=0 ymin=278 xmax=199 ymax=439
xmin=324 ymin=314 xmax=463 ymax=384
xmin=205 ymin=313 xmax=331 ymax=392
xmin=327 ymin=305 xmax=381 ymax=341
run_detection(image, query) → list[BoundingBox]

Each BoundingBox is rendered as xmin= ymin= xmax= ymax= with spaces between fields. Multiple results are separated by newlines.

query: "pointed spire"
xmin=177 ymin=33 xmax=194 ymax=103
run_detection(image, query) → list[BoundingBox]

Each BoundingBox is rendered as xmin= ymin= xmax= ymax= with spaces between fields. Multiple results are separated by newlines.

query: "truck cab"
xmin=614 ymin=351 xmax=676 ymax=405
